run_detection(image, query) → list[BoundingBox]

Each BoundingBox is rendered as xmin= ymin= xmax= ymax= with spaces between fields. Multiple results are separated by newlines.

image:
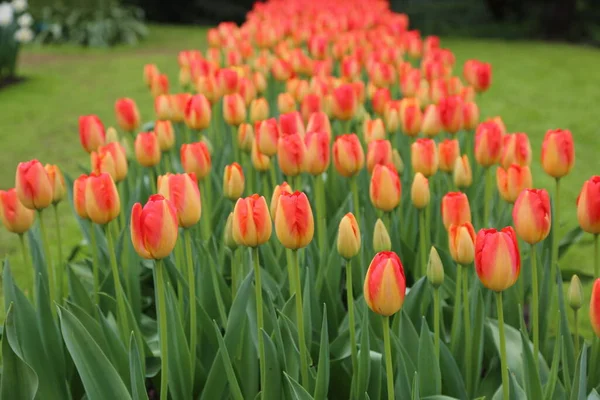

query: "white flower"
xmin=11 ymin=0 xmax=26 ymax=13
xmin=14 ymin=27 xmax=33 ymax=43
xmin=0 ymin=3 xmax=14 ymax=27
xmin=17 ymin=12 xmax=31 ymax=27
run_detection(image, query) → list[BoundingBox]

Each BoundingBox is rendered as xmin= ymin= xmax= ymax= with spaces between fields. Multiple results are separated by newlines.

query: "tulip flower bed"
xmin=1 ymin=1 xmax=600 ymax=399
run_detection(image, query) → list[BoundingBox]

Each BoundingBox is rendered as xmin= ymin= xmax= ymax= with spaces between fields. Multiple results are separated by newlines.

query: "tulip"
xmin=249 ymin=98 xmax=270 ymax=123
xmin=373 ymin=218 xmax=392 ymax=252
xmin=501 ymin=133 xmax=531 ymax=169
xmin=115 ymin=98 xmax=141 ymax=133
xmin=223 ymin=93 xmax=247 ymax=126
xmin=332 ymin=83 xmax=357 ymax=121
xmin=275 ymin=191 xmax=314 ymax=249
xmin=496 ymin=164 xmax=533 ymax=204
xmin=364 ymin=251 xmax=406 ymax=316
xmin=448 ymin=222 xmax=476 ymax=265
xmin=428 ymin=246 xmax=444 ymax=357
xmin=577 ymin=176 xmax=600 ymax=235
xmin=232 ymin=194 xmax=272 ymax=247
xmin=278 ymin=134 xmax=306 ymax=177
xmin=279 ymin=111 xmax=305 ymax=137
xmin=306 ymin=111 xmax=331 ymax=139
xmin=73 ymin=175 xmax=89 ymax=219
xmin=184 ymin=94 xmax=212 ymax=131
xmin=304 ymin=131 xmax=330 ymax=176
xmin=453 ymin=155 xmax=472 ymax=189
xmin=367 ymin=140 xmax=393 ymax=174
xmin=541 ymin=129 xmax=575 ymax=179
xmin=511 ymin=188 xmax=551 ymax=245
xmin=135 ymin=132 xmax=161 ymax=168
xmin=411 ymin=172 xmax=430 ymax=210
xmin=256 ymin=118 xmax=280 ymax=157
xmin=370 ymin=164 xmax=401 ymax=212
xmin=278 ymin=92 xmax=296 ymax=114
xmin=438 ymin=95 xmax=463 ymax=134
xmin=475 ymin=227 xmax=520 ymax=291
xmin=470 ymin=61 xmax=491 ymax=93
xmin=44 ymin=164 xmax=66 ymax=205
xmin=131 ymin=194 xmax=178 ymax=260
xmin=400 ymin=68 xmax=421 ymax=97
xmin=333 ymin=134 xmax=365 ymax=177
xmin=442 ymin=192 xmax=471 ymax=230
xmin=251 ymin=138 xmax=271 ymax=172
xmin=590 ymin=279 xmax=600 ymax=337
xmin=270 ymin=182 xmax=293 ymax=220
xmin=157 ymin=173 xmax=201 ymax=228
xmin=383 ymin=100 xmax=400 ymax=133
xmin=253 ymin=71 xmax=267 ymax=94
xmin=337 ymin=213 xmax=361 ymax=260
xmin=0 ymin=188 xmax=35 ymax=234
xmin=400 ymin=100 xmax=422 ymax=137
xmin=151 ymin=73 xmax=169 ymax=97
xmin=372 ymin=87 xmax=391 ymax=116
xmin=363 ymin=118 xmax=386 ymax=144
xmin=105 ymin=127 xmax=119 ymax=143
xmin=154 ymin=94 xmax=174 ymax=120
xmin=569 ymin=275 xmax=583 ymax=311
xmin=462 ymin=101 xmax=479 ymax=131
xmin=79 ymin=115 xmax=106 ymax=153
xmin=84 ymin=172 xmax=120 ymax=225
xmin=238 ymin=77 xmax=256 ymax=106
xmin=224 ymin=212 xmax=237 ymax=251
xmin=486 ymin=116 xmax=507 ymax=135
xmin=181 ymin=142 xmax=212 ymax=180
xmin=411 ymin=138 xmax=439 ymax=177
xmin=272 ymin=58 xmax=293 ymax=81
xmin=218 ymin=68 xmax=240 ymax=94
xmin=155 ymin=120 xmax=175 ymax=152
xmin=438 ymin=139 xmax=459 ymax=173
xmin=173 ymin=94 xmax=191 ymax=122
xmin=196 ymin=74 xmax=221 ymax=104
xmin=223 ymin=163 xmax=245 ymax=200
xmin=422 ymin=104 xmax=442 ymax=137
xmin=15 ymin=160 xmax=53 ymax=210
xmin=144 ymin=64 xmax=159 ymax=87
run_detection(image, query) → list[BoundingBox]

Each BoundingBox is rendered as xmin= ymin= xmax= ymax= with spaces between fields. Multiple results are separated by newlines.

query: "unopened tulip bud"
xmin=304 ymin=131 xmax=330 ymax=175
xmin=438 ymin=139 xmax=459 ymax=173
xmin=238 ymin=123 xmax=254 ymax=154
xmin=218 ymin=68 xmax=240 ymax=94
xmin=106 ymin=127 xmax=119 ymax=143
xmin=135 ymin=132 xmax=161 ymax=167
xmin=0 ymin=189 xmax=35 ymax=234
xmin=499 ymin=133 xmax=531 ymax=169
xmin=151 ymin=73 xmax=169 ymax=98
xmin=275 ymin=191 xmax=314 ymax=249
xmin=223 ymin=93 xmax=247 ymax=126
xmin=181 ymin=142 xmax=212 ymax=180
xmin=249 ymin=98 xmax=270 ymax=123
xmin=411 ymin=172 xmax=430 ymax=209
xmin=392 ymin=149 xmax=404 ymax=175
xmin=184 ymin=94 xmax=212 ymax=131
xmin=438 ymin=95 xmax=463 ymax=134
xmin=300 ymin=94 xmax=322 ymax=123
xmin=253 ymin=71 xmax=267 ymax=94
xmin=496 ymin=165 xmax=533 ymax=204
xmin=541 ymin=129 xmax=575 ymax=179
xmin=223 ymin=163 xmax=245 ymax=200
xmin=337 ymin=212 xmax=361 ymax=260
xmin=15 ymin=160 xmax=53 ymax=210
xmin=383 ymin=101 xmax=400 ymax=133
xmin=400 ymin=100 xmax=422 ymax=137
xmin=233 ymin=194 xmax=272 ymax=247
xmin=91 ymin=149 xmax=117 ymax=181
xmin=42 ymin=164 xmax=65 ymax=205
xmin=85 ymin=172 xmax=120 ymax=225
xmin=372 ymin=88 xmax=391 ymax=116
xmin=367 ymin=139 xmax=393 ymax=174
xmin=462 ymin=101 xmax=479 ymax=131
xmin=115 ymin=98 xmax=141 ymax=133
xmin=568 ymin=275 xmax=583 ymax=311
xmin=144 ymin=64 xmax=159 ymax=87
xmin=373 ymin=219 xmax=392 ymax=252
xmin=278 ymin=92 xmax=296 ymax=114
xmin=512 ymin=188 xmax=551 ymax=244
xmin=157 ymin=173 xmax=201 ymax=228
xmin=256 ymin=118 xmax=280 ymax=157
xmin=307 ymin=112 xmax=332 ymax=139
xmin=422 ymin=104 xmax=441 ymax=137
xmin=363 ymin=118 xmax=386 ymax=144
xmin=278 ymin=134 xmax=306 ymax=177
xmin=73 ymin=174 xmax=89 ymax=219
xmin=270 ymin=182 xmax=293 ymax=220
xmin=448 ymin=222 xmax=476 ymax=264
xmin=475 ymin=121 xmax=503 ymax=167
xmin=370 ymin=164 xmax=401 ymax=212
xmin=453 ymin=155 xmax=472 ymax=189
xmin=251 ymin=138 xmax=271 ymax=172
xmin=279 ymin=111 xmax=305 ymax=137
xmin=475 ymin=227 xmax=521 ymax=292
xmin=155 ymin=120 xmax=175 ymax=152
xmin=79 ymin=115 xmax=106 ymax=153
xmin=442 ymin=192 xmax=471 ymax=230
xmin=411 ymin=138 xmax=439 ymax=177
xmin=224 ymin=212 xmax=238 ymax=250
xmin=332 ymin=83 xmax=358 ymax=121
xmin=577 ymin=176 xmax=600 ymax=234
xmin=592 ymin=279 xmax=600 ymax=337
xmin=363 ymin=251 xmax=406 ymax=316
xmin=427 ymin=247 xmax=444 ymax=288
xmin=131 ymin=194 xmax=178 ymax=259
xmin=154 ymin=94 xmax=174 ymax=120
xmin=333 ymin=134 xmax=364 ymax=177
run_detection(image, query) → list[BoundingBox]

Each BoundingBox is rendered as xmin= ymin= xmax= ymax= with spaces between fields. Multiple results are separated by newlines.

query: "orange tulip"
xmin=256 ymin=118 xmax=280 ymax=156
xmin=238 ymin=123 xmax=254 ymax=154
xmin=184 ymin=94 xmax=212 ymax=131
xmin=304 ymin=131 xmax=330 ymax=175
xmin=512 ymin=188 xmax=551 ymax=244
xmin=135 ymin=132 xmax=161 ymax=167
xmin=333 ymin=134 xmax=364 ymax=177
xmin=411 ymin=172 xmax=430 ymax=209
xmin=541 ymin=129 xmax=575 ymax=179
xmin=144 ymin=64 xmax=159 ymax=87
xmin=332 ymin=83 xmax=358 ymax=121
xmin=272 ymin=58 xmax=294 ymax=81
xmin=411 ymin=138 xmax=439 ymax=177
xmin=475 ymin=227 xmax=521 ymax=292
xmin=278 ymin=92 xmax=297 ymax=114
xmin=438 ymin=139 xmax=459 ymax=173
xmin=438 ymin=95 xmax=463 ymax=134
xmin=131 ymin=194 xmax=178 ymax=259
xmin=270 ymin=182 xmax=293 ymax=220
xmin=253 ymin=71 xmax=267 ymax=94
xmin=275 ymin=191 xmax=314 ymax=249
xmin=15 ymin=160 xmax=53 ymax=210
xmin=73 ymin=174 xmax=89 ymax=219
xmin=496 ymin=164 xmax=532 ymax=203
xmin=44 ymin=164 xmax=66 ymax=204
xmin=0 ymin=188 xmax=35 ymax=234
xmin=442 ymin=192 xmax=471 ymax=230
xmin=151 ymin=73 xmax=169 ymax=97
xmin=576 ymin=176 xmax=600 ymax=234
xmin=367 ymin=139 xmax=393 ymax=174
xmin=400 ymin=100 xmax=422 ymax=137
xmin=238 ymin=77 xmax=256 ymax=106
xmin=337 ymin=212 xmax=361 ymax=260
xmin=223 ymin=163 xmax=245 ymax=200
xmin=181 ymin=142 xmax=211 ymax=180
xmin=400 ymin=68 xmax=421 ymax=98
xmin=307 ymin=112 xmax=331 ymax=139
xmin=157 ymin=173 xmax=201 ymax=228
xmin=372 ymin=87 xmax=391 ymax=116
xmin=370 ymin=164 xmax=401 ymax=212
xmin=79 ymin=115 xmax=106 ymax=153
xmin=251 ymin=138 xmax=271 ymax=172
xmin=453 ymin=155 xmax=472 ymax=189
xmin=218 ymin=68 xmax=240 ymax=94
xmin=363 ymin=251 xmax=406 ymax=316
xmin=475 ymin=121 xmax=503 ymax=167
xmin=154 ymin=95 xmax=174 ymax=121
xmin=223 ymin=93 xmax=247 ymax=126
xmin=96 ymin=142 xmax=127 ymax=183
xmin=591 ymin=279 xmax=600 ymax=337
xmin=278 ymin=134 xmax=306 ymax=177
xmin=196 ymin=74 xmax=221 ymax=104
xmin=464 ymin=60 xmax=491 ymax=93
xmin=448 ymin=222 xmax=476 ymax=265
xmin=155 ymin=120 xmax=175 ymax=152
xmin=232 ymin=194 xmax=272 ymax=247
xmin=462 ymin=101 xmax=479 ymax=130
xmin=421 ymin=104 xmax=442 ymax=137
xmin=501 ymin=133 xmax=531 ymax=169
xmin=363 ymin=118 xmax=386 ymax=144
xmin=383 ymin=100 xmax=400 ymax=133
xmin=85 ymin=172 xmax=120 ymax=225
xmin=300 ymin=94 xmax=322 ymax=123
xmin=115 ymin=98 xmax=141 ymax=133
xmin=486 ymin=116 xmax=507 ymax=136
xmin=249 ymin=98 xmax=270 ymax=123
xmin=172 ymin=93 xmax=191 ymax=123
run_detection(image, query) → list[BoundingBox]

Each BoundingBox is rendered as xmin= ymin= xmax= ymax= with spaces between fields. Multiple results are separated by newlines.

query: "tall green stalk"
xmin=89 ymin=224 xmax=100 ymax=305
xmin=382 ymin=316 xmax=394 ymax=400
xmin=496 ymin=291 xmax=509 ymax=400
xmin=38 ymin=209 xmax=55 ymax=311
xmin=106 ymin=221 xmax=129 ymax=341
xmin=574 ymin=309 xmax=579 ymax=357
xmin=551 ymin=179 xmax=561 ymax=305
xmin=292 ymin=250 xmax=309 ymax=388
xmin=154 ymin=259 xmax=169 ymax=400
xmin=351 ymin=176 xmax=360 ymax=223
xmin=433 ymin=287 xmax=440 ymax=359
xmin=150 ymin=167 xmax=158 ymax=194
xmin=419 ymin=210 xmax=427 ymax=277
xmin=345 ymin=260 xmax=358 ymax=380
xmin=315 ymin=174 xmax=327 ymax=292
xmin=252 ymin=247 xmax=267 ymax=394
xmin=200 ymin=179 xmax=212 ymax=241
xmin=53 ymin=204 xmax=64 ymax=302
xmin=450 ymin=268 xmax=463 ymax=352
xmin=19 ymin=233 xmax=32 ymax=300
xmin=185 ymin=229 xmax=197 ymax=381
xmin=530 ymin=244 xmax=540 ymax=369
xmin=483 ymin=167 xmax=492 ymax=227
xmin=462 ymin=267 xmax=472 ymax=396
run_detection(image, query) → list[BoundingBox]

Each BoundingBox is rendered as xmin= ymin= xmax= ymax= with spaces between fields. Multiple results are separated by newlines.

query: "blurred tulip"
xmin=448 ymin=222 xmax=476 ymax=265
xmin=249 ymin=98 xmax=270 ymax=123
xmin=144 ymin=64 xmax=159 ymax=87
xmin=400 ymin=69 xmax=421 ymax=97
xmin=337 ymin=212 xmax=361 ymax=260
xmin=438 ymin=139 xmax=459 ymax=173
xmin=475 ymin=227 xmax=520 ymax=292
xmin=15 ymin=160 xmax=53 ymax=210
xmin=411 ymin=138 xmax=439 ymax=177
xmin=501 ymin=133 xmax=531 ymax=169
xmin=272 ymin=58 xmax=294 ymax=81
xmin=438 ymin=95 xmax=463 ymax=134
xmin=172 ymin=93 xmax=191 ymax=123
xmin=0 ymin=188 xmax=35 ymax=234
xmin=79 ymin=115 xmax=106 ymax=153
xmin=496 ymin=164 xmax=532 ymax=203
xmin=486 ymin=116 xmax=507 ymax=135
xmin=256 ymin=118 xmax=280 ymax=156
xmin=105 ymin=127 xmax=119 ymax=143
xmin=464 ymin=60 xmax=491 ymax=93
xmin=251 ymin=138 xmax=271 ymax=172
xmin=196 ymin=74 xmax=221 ymax=103
xmin=411 ymin=172 xmax=430 ymax=209
xmin=131 ymin=194 xmax=178 ymax=259
xmin=442 ymin=192 xmax=471 ymax=230
xmin=453 ymin=155 xmax=472 ymax=189
xmin=238 ymin=123 xmax=254 ymax=153
xmin=512 ymin=188 xmax=551 ymax=244
xmin=218 ymin=68 xmax=240 ymax=94
xmin=363 ymin=251 xmax=406 ymax=316
xmin=151 ymin=73 xmax=170 ymax=97
xmin=155 ymin=120 xmax=175 ymax=152
xmin=400 ymin=100 xmax=422 ymax=137
xmin=115 ymin=98 xmax=141 ymax=133
xmin=223 ymin=93 xmax=247 ymax=126
xmin=475 ymin=121 xmax=503 ymax=167
xmin=181 ymin=142 xmax=212 ymax=180
xmin=367 ymin=139 xmax=393 ymax=174
xmin=135 ymin=132 xmax=161 ymax=167
xmin=370 ymin=164 xmax=401 ymax=212
xmin=307 ymin=112 xmax=332 ymax=139
xmin=300 ymin=94 xmax=322 ymax=123
xmin=44 ymin=164 xmax=66 ymax=205
xmin=333 ymin=134 xmax=364 ymax=177
xmin=363 ymin=118 xmax=386 ymax=144
xmin=184 ymin=94 xmax=212 ymax=131
xmin=590 ymin=279 xmax=600 ymax=337
xmin=157 ymin=173 xmax=201 ymax=228
xmin=278 ymin=134 xmax=306 ymax=177
xmin=154 ymin=95 xmax=174 ymax=121
xmin=85 ymin=172 xmax=120 ymax=225
xmin=278 ymin=92 xmax=297 ymax=114
xmin=304 ymin=131 xmax=330 ymax=175
xmin=372 ymin=87 xmax=391 ymax=116
xmin=275 ymin=191 xmax=314 ymax=249
xmin=92 ymin=150 xmax=117 ymax=182
xmin=332 ymin=83 xmax=358 ymax=121
xmin=223 ymin=163 xmax=245 ymax=200
xmin=279 ymin=111 xmax=305 ymax=137
xmin=462 ymin=101 xmax=479 ymax=130
xmin=577 ymin=176 xmax=600 ymax=234
xmin=541 ymin=129 xmax=575 ymax=179
xmin=383 ymin=100 xmax=400 ymax=133
xmin=253 ymin=71 xmax=267 ymax=94
xmin=422 ymin=104 xmax=442 ymax=137
xmin=238 ymin=77 xmax=256 ymax=106
xmin=73 ymin=174 xmax=89 ymax=219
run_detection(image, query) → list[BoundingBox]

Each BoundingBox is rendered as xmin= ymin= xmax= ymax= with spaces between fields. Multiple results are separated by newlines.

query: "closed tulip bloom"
xmin=370 ymin=164 xmax=402 ymax=212
xmin=151 ymin=73 xmax=169 ymax=97
xmin=237 ymin=123 xmax=254 ymax=154
xmin=541 ymin=129 xmax=575 ymax=178
xmin=453 ymin=155 xmax=472 ymax=189
xmin=154 ymin=94 xmax=174 ymax=120
xmin=304 ymin=131 xmax=330 ymax=175
xmin=279 ymin=111 xmax=305 ymax=137
xmin=411 ymin=138 xmax=439 ymax=177
xmin=135 ymin=132 xmax=161 ymax=167
xmin=15 ymin=160 xmax=53 ymax=210
xmin=278 ymin=92 xmax=296 ymax=114
xmin=501 ymin=133 xmax=531 ymax=168
xmin=184 ymin=94 xmax=212 ymax=131
xmin=422 ymin=104 xmax=442 ymax=137
xmin=363 ymin=251 xmax=406 ymax=316
xmin=157 ymin=173 xmax=201 ymax=228
xmin=591 ymin=279 xmax=600 ymax=337
xmin=438 ymin=139 xmax=459 ymax=173
xmin=448 ymin=222 xmax=476 ymax=264
xmin=496 ymin=165 xmax=533 ymax=203
xmin=372 ymin=87 xmax=391 ymax=116
xmin=475 ymin=121 xmax=503 ymax=167
xmin=73 ymin=174 xmax=89 ymax=219
xmin=275 ymin=191 xmax=314 ymax=249
xmin=475 ymin=227 xmax=521 ymax=292
xmin=251 ymin=138 xmax=271 ymax=172
xmin=462 ymin=101 xmax=479 ymax=131
xmin=306 ymin=112 xmax=331 ymax=139
xmin=577 ymin=176 xmax=600 ymax=234
xmin=256 ymin=118 xmax=280 ymax=156
xmin=249 ymin=98 xmax=270 ymax=123
xmin=44 ymin=164 xmax=66 ymax=204
xmin=367 ymin=139 xmax=393 ymax=174
xmin=442 ymin=192 xmax=472 ymax=230
xmin=373 ymin=219 xmax=392 ymax=252
xmin=218 ymin=68 xmax=240 ymax=94
xmin=172 ymin=93 xmax=191 ymax=123
xmin=238 ymin=77 xmax=256 ymax=106
xmin=85 ymin=172 xmax=120 ymax=225
xmin=223 ymin=163 xmax=245 ymax=200
xmin=337 ymin=212 xmax=361 ymax=260
xmin=438 ymin=95 xmax=463 ymax=134
xmin=363 ymin=118 xmax=386 ymax=144
xmin=278 ymin=134 xmax=306 ymax=177
xmin=79 ymin=115 xmax=106 ymax=153
xmin=105 ymin=127 xmax=120 ymax=144
xmin=300 ymin=94 xmax=322 ymax=123
xmin=0 ymin=189 xmax=35 ymax=234
xmin=155 ymin=120 xmax=175 ymax=152
xmin=512 ymin=188 xmax=551 ymax=244
xmin=270 ymin=182 xmax=293 ymax=220
xmin=400 ymin=101 xmax=422 ymax=137
xmin=486 ymin=116 xmax=507 ymax=136
xmin=224 ymin=212 xmax=237 ymax=250
xmin=253 ymin=71 xmax=267 ymax=94
xmin=223 ymin=93 xmax=247 ymax=126
xmin=144 ymin=64 xmax=159 ymax=87
xmin=472 ymin=62 xmax=492 ymax=93
xmin=131 ymin=194 xmax=178 ymax=259
xmin=232 ymin=194 xmax=272 ymax=247
xmin=400 ymin=68 xmax=421 ymax=97
xmin=411 ymin=172 xmax=430 ymax=209
xmin=115 ymin=97 xmax=141 ymax=133
xmin=333 ymin=134 xmax=365 ymax=177
xmin=332 ymin=83 xmax=358 ymax=121
xmin=383 ymin=101 xmax=400 ymax=133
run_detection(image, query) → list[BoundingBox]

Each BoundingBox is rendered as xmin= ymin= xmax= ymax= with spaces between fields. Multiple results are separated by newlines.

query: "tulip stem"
xmin=419 ymin=210 xmax=427 ymax=277
xmin=252 ymin=247 xmax=267 ymax=394
xmin=573 ymin=309 xmax=579 ymax=357
xmin=53 ymin=204 xmax=64 ymax=303
xmin=351 ymin=176 xmax=360 ymax=223
xmin=433 ymin=287 xmax=440 ymax=359
xmin=382 ymin=316 xmax=394 ymax=400
xmin=595 ymin=234 xmax=599 ymax=279
xmin=150 ymin=167 xmax=158 ymax=194
xmin=200 ymin=179 xmax=212 ymax=241
xmin=496 ymin=291 xmax=510 ymax=400
xmin=209 ymin=250 xmax=228 ymax=327
xmin=530 ymin=244 xmax=539 ymax=371
xmin=185 ymin=229 xmax=197 ymax=381
xmin=292 ymin=249 xmax=310 ymax=388
xmin=450 ymin=266 xmax=463 ymax=353
xmin=345 ymin=259 xmax=358 ymax=380
xmin=154 ymin=259 xmax=169 ymax=400
xmin=315 ymin=174 xmax=327 ymax=289
xmin=38 ymin=210 xmax=56 ymax=313
xmin=483 ymin=167 xmax=492 ymax=228
xmin=118 ymin=181 xmax=126 ymax=229
xmin=269 ymin=162 xmax=277 ymax=191
xmin=551 ymin=178 xmax=560 ymax=303
xmin=18 ymin=233 xmax=33 ymax=301
xmin=462 ymin=266 xmax=472 ymax=396
xmin=107 ymin=221 xmax=129 ymax=341
xmin=89 ymin=223 xmax=100 ymax=305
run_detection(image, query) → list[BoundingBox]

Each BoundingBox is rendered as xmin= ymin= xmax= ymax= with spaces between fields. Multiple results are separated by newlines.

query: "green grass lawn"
xmin=0 ymin=26 xmax=599 ymax=334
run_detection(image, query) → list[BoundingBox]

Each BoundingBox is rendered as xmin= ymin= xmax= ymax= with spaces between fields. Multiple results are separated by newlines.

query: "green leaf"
xmin=411 ymin=372 xmax=420 ymax=400
xmin=543 ymin=334 xmax=562 ymax=400
xmin=67 ymin=263 xmax=95 ymax=314
xmin=398 ymin=310 xmax=420 ymax=368
xmin=262 ymin=329 xmax=283 ymax=399
xmin=356 ymin=310 xmax=371 ymax=398
xmin=439 ymin=341 xmax=467 ymax=400
xmin=569 ymin=343 xmax=587 ymax=400
xmin=1 ymin=304 xmax=38 ymax=400
xmin=284 ymin=373 xmax=314 ymax=400
xmin=129 ymin=334 xmax=149 ymax=400
xmin=313 ymin=306 xmax=330 ymax=400
xmin=520 ymin=330 xmax=543 ymax=400
xmin=418 ymin=318 xmax=441 ymax=396
xmin=58 ymin=306 xmax=132 ymax=400
xmin=164 ymin=282 xmax=192 ymax=400
xmin=587 ymin=389 xmax=600 ymax=400
xmin=558 ymin=226 xmax=583 ymax=259
xmin=403 ymin=277 xmax=431 ymax=331
xmin=212 ymin=321 xmax=245 ymax=400
xmin=470 ymin=289 xmax=486 ymax=394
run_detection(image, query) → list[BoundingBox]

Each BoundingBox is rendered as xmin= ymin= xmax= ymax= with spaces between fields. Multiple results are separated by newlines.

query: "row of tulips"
xmin=1 ymin=0 xmax=600 ymax=399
